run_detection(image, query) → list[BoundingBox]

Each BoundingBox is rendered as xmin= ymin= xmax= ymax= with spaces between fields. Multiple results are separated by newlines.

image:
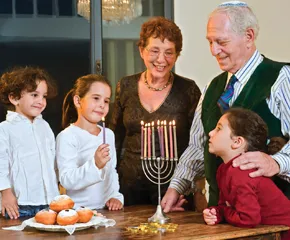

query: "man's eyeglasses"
xmin=145 ymin=48 xmax=176 ymax=59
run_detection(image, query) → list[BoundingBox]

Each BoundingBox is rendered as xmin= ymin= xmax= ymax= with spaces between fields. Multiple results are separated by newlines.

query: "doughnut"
xmin=35 ymin=209 xmax=57 ymax=225
xmin=56 ymin=209 xmax=79 ymax=226
xmin=76 ymin=206 xmax=94 ymax=223
xmin=49 ymin=195 xmax=74 ymax=212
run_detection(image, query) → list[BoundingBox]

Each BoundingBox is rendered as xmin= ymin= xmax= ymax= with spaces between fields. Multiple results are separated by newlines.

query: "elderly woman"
xmin=109 ymin=17 xmax=201 ymax=206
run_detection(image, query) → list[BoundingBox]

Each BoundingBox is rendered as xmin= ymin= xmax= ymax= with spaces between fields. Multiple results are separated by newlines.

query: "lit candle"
xmin=152 ymin=121 xmax=155 ymax=159
xmin=144 ymin=123 xmax=147 ymax=159
xmin=169 ymin=121 xmax=173 ymax=160
xmin=148 ymin=123 xmax=151 ymax=159
xmin=172 ymin=120 xmax=178 ymax=159
xmin=102 ymin=117 xmax=106 ymax=144
xmin=141 ymin=121 xmax=144 ymax=158
xmin=157 ymin=120 xmax=162 ymax=158
xmin=160 ymin=121 xmax=164 ymax=159
xmin=164 ymin=120 xmax=169 ymax=160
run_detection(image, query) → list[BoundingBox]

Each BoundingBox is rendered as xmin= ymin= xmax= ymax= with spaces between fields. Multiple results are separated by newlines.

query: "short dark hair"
xmin=0 ymin=66 xmax=57 ymax=110
xmin=225 ymin=108 xmax=268 ymax=152
xmin=137 ymin=16 xmax=183 ymax=56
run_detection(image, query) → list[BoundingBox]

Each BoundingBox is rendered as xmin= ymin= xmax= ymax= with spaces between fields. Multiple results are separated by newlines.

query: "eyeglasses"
xmin=145 ymin=47 xmax=176 ymax=59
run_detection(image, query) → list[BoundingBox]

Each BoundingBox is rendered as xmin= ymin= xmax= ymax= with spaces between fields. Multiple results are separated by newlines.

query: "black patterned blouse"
xmin=109 ymin=72 xmax=201 ymax=205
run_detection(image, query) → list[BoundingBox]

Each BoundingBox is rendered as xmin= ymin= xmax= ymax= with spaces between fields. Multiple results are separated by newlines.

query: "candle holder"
xmin=141 ymin=156 xmax=178 ymax=224
xmin=140 ymin=120 xmax=178 ymax=224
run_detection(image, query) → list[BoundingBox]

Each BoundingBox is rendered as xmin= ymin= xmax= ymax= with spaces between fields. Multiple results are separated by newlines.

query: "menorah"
xmin=140 ymin=120 xmax=178 ymax=224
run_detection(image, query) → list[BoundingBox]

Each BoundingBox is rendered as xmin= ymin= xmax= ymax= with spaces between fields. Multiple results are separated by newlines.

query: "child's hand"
xmin=94 ymin=144 xmax=110 ymax=169
xmin=106 ymin=198 xmax=123 ymax=211
xmin=203 ymin=208 xmax=217 ymax=225
xmin=1 ymin=188 xmax=19 ymax=219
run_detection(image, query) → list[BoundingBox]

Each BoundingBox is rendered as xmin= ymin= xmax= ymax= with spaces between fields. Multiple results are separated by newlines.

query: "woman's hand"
xmin=94 ymin=144 xmax=110 ymax=169
xmin=1 ymin=188 xmax=19 ymax=219
xmin=106 ymin=198 xmax=123 ymax=211
xmin=203 ymin=208 xmax=217 ymax=225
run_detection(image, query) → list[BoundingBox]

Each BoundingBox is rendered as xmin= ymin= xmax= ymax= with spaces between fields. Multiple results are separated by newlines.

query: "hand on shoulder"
xmin=232 ymin=151 xmax=280 ymax=177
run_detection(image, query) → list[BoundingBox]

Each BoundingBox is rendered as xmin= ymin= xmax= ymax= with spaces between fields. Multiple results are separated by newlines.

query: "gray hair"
xmin=210 ymin=2 xmax=259 ymax=39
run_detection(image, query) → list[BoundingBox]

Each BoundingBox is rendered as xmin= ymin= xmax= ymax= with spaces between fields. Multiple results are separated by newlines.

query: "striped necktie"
xmin=217 ymin=75 xmax=238 ymax=112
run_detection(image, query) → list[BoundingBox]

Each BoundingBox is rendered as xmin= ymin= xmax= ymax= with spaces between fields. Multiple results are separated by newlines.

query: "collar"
xmin=227 ymin=50 xmax=263 ymax=84
xmin=6 ymin=111 xmax=43 ymax=123
xmin=225 ymin=153 xmax=242 ymax=165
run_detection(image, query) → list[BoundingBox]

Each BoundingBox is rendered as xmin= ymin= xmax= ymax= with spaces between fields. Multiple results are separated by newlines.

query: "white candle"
xmin=152 ymin=121 xmax=155 ymax=159
xmin=141 ymin=121 xmax=144 ymax=158
xmin=102 ymin=117 xmax=106 ymax=144
xmin=148 ymin=123 xmax=151 ymax=159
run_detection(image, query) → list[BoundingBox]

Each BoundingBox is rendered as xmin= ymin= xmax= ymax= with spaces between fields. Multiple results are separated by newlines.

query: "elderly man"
xmin=161 ymin=1 xmax=290 ymax=211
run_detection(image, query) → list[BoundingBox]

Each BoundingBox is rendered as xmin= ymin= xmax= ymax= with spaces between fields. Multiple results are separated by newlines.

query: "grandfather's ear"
xmin=245 ymin=28 xmax=255 ymax=47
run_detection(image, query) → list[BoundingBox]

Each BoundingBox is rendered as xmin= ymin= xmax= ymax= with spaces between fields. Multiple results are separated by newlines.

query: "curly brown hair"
xmin=137 ymin=16 xmax=183 ymax=56
xmin=0 ymin=66 xmax=57 ymax=110
xmin=225 ymin=108 xmax=287 ymax=154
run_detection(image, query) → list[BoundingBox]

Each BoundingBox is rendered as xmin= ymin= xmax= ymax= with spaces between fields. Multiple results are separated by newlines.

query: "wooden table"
xmin=0 ymin=205 xmax=288 ymax=239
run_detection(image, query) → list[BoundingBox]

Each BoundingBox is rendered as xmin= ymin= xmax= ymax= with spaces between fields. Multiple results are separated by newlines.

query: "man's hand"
xmin=232 ymin=151 xmax=280 ymax=177
xmin=94 ymin=144 xmax=110 ymax=169
xmin=1 ymin=188 xmax=19 ymax=219
xmin=161 ymin=188 xmax=186 ymax=213
xmin=106 ymin=198 xmax=123 ymax=211
xmin=203 ymin=208 xmax=217 ymax=225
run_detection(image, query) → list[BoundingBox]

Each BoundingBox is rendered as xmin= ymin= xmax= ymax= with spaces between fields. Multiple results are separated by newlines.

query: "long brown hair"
xmin=62 ymin=74 xmax=111 ymax=129
xmin=225 ymin=108 xmax=287 ymax=154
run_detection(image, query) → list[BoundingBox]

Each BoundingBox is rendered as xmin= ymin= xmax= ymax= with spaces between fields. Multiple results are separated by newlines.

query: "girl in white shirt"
xmin=56 ymin=74 xmax=123 ymax=210
xmin=0 ymin=66 xmax=59 ymax=219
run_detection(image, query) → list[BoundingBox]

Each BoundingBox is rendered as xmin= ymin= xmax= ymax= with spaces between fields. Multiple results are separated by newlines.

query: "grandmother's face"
xmin=139 ymin=37 xmax=177 ymax=79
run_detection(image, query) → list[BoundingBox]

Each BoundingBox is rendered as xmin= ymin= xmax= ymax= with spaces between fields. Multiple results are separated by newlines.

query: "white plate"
xmin=25 ymin=216 xmax=107 ymax=232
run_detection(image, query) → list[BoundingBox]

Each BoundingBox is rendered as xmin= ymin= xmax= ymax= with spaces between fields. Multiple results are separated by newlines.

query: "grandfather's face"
xmin=206 ymin=13 xmax=250 ymax=74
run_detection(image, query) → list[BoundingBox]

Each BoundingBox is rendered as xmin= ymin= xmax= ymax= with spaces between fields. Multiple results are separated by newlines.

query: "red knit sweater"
xmin=211 ymin=156 xmax=290 ymax=239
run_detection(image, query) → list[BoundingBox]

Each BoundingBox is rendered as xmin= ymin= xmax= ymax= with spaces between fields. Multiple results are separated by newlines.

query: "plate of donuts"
xmin=25 ymin=215 xmax=108 ymax=232
xmin=26 ymin=195 xmax=114 ymax=234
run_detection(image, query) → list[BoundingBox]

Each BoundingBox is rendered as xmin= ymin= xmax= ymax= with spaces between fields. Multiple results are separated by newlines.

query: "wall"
xmin=174 ymin=0 xmax=290 ymax=90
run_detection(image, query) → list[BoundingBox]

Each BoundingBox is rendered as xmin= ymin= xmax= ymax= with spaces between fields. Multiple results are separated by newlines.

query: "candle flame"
xmin=169 ymin=121 xmax=172 ymax=125
xmin=164 ymin=120 xmax=167 ymax=125
xmin=172 ymin=120 xmax=175 ymax=126
xmin=148 ymin=123 xmax=151 ymax=127
xmin=141 ymin=120 xmax=144 ymax=125
xmin=102 ymin=117 xmax=105 ymax=122
xmin=151 ymin=121 xmax=154 ymax=126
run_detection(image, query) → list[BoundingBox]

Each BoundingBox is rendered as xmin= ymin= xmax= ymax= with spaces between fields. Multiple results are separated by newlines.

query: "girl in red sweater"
xmin=203 ymin=108 xmax=290 ymax=239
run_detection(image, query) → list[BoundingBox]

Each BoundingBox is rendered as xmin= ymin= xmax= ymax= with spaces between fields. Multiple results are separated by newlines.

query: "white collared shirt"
xmin=56 ymin=125 xmax=124 ymax=209
xmin=0 ymin=111 xmax=59 ymax=209
xmin=170 ymin=50 xmax=290 ymax=194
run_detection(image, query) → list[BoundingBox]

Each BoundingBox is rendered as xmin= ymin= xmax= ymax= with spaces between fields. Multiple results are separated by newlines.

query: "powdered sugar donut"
xmin=49 ymin=195 xmax=74 ymax=212
xmin=76 ymin=206 xmax=93 ymax=223
xmin=35 ymin=209 xmax=57 ymax=225
xmin=56 ymin=209 xmax=79 ymax=226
